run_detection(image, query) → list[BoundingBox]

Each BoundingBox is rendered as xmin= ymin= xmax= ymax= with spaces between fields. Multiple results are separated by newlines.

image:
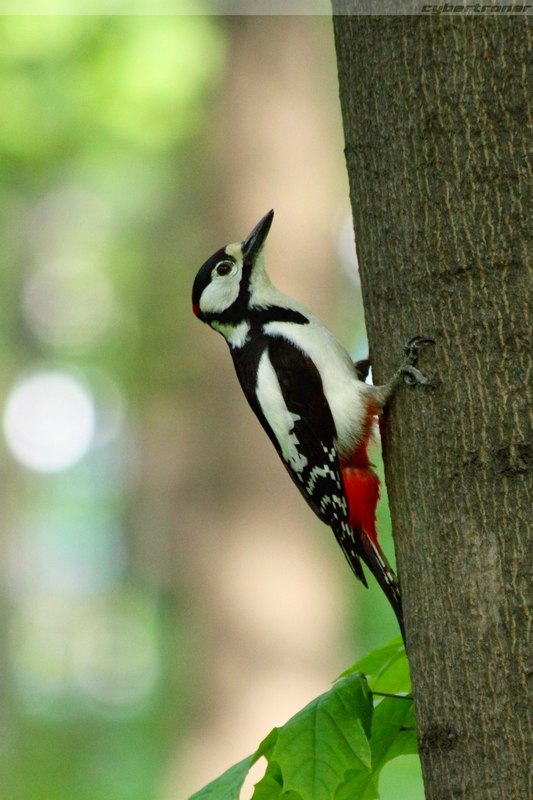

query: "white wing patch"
xmin=263 ymin=319 xmax=369 ymax=460
xmin=256 ymin=349 xmax=308 ymax=473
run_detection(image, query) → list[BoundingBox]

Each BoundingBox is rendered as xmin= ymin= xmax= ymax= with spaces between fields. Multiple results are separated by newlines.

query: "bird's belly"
xmin=325 ymin=379 xmax=370 ymax=462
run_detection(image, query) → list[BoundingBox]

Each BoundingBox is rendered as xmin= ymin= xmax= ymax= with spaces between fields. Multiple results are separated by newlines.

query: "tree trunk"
xmin=332 ymin=10 xmax=533 ymax=800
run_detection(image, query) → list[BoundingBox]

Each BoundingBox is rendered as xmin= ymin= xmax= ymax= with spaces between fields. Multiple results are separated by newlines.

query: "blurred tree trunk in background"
xmin=333 ymin=10 xmax=533 ymax=800
xmin=137 ymin=16 xmax=357 ymax=798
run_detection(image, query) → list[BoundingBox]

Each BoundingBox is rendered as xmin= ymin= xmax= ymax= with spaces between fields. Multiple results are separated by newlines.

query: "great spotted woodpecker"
xmin=192 ymin=210 xmax=436 ymax=639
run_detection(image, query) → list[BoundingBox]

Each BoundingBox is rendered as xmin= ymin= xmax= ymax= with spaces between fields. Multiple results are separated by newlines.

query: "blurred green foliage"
xmin=0 ymin=15 xmax=222 ymax=160
xmin=0 ymin=14 xmax=225 ymax=800
xmin=0 ymin=13 xmax=225 ymax=383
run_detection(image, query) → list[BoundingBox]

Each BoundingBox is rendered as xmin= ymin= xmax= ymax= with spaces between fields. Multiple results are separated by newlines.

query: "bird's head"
xmin=192 ymin=210 xmax=274 ymax=326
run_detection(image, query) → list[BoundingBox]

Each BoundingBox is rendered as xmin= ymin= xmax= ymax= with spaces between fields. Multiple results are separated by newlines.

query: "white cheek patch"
xmin=256 ymin=349 xmax=308 ymax=473
xmin=199 ymin=265 xmax=242 ymax=314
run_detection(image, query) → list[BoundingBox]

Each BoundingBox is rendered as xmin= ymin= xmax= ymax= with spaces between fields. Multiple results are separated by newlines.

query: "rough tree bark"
xmin=332 ymin=10 xmax=533 ymax=800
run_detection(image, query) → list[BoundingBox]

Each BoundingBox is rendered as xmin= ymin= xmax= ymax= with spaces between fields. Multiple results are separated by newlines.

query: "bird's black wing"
xmin=232 ymin=333 xmax=368 ymax=587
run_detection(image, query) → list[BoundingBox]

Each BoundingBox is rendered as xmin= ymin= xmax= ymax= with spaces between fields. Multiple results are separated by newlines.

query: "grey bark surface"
xmin=332 ymin=11 xmax=533 ymax=800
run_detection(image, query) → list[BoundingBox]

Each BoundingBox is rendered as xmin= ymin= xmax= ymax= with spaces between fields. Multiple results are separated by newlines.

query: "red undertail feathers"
xmin=341 ymin=399 xmax=380 ymax=544
xmin=342 ymin=466 xmax=380 ymax=545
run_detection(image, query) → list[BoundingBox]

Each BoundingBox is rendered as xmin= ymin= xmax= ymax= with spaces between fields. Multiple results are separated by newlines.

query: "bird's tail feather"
xmin=336 ymin=522 xmax=368 ymax=587
xmin=359 ymin=533 xmax=405 ymax=642
xmin=333 ymin=521 xmax=405 ymax=642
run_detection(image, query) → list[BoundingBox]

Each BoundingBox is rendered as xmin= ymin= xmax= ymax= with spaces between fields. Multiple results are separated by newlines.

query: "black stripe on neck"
xmin=203 ymin=304 xmax=309 ymax=327
xmin=249 ymin=306 xmax=309 ymax=325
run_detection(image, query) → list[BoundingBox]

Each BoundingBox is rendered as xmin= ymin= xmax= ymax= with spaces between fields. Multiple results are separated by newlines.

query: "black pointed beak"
xmin=242 ymin=210 xmax=274 ymax=262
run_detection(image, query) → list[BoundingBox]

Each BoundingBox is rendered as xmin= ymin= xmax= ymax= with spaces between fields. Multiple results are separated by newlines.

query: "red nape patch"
xmin=342 ymin=467 xmax=380 ymax=544
xmin=192 ymin=304 xmax=200 ymax=317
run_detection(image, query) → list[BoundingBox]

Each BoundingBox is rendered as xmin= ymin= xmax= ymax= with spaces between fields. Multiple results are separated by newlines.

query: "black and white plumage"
xmin=192 ymin=210 xmax=403 ymax=635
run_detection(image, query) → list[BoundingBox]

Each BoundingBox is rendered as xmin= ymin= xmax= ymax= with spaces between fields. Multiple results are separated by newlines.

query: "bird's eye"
xmin=216 ymin=262 xmax=233 ymax=276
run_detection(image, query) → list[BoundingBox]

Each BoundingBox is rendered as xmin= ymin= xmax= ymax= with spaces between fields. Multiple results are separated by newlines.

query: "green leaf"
xmin=251 ymin=760 xmax=284 ymax=800
xmin=189 ymin=728 xmax=278 ymax=800
xmin=255 ymin=728 xmax=279 ymax=761
xmin=189 ymin=642 xmax=417 ymax=800
xmin=335 ymin=697 xmax=417 ymax=800
xmin=188 ymin=754 xmax=255 ymax=800
xmin=339 ymin=639 xmax=403 ymax=680
xmin=339 ymin=637 xmax=411 ymax=696
xmin=270 ymin=672 xmax=373 ymax=800
xmin=334 ymin=639 xmax=418 ymax=800
xmin=187 ymin=728 xmax=280 ymax=800
xmin=368 ymin=698 xmax=417 ymax=765
xmin=251 ymin=760 xmax=302 ymax=800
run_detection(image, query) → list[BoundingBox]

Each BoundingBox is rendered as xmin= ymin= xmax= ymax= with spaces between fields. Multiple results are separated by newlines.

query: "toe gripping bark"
xmin=369 ymin=336 xmax=440 ymax=410
xmin=396 ymin=336 xmax=441 ymax=389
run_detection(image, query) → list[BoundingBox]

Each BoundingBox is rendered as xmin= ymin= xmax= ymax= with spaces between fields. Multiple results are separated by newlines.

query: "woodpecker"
xmin=192 ymin=210 xmax=436 ymax=639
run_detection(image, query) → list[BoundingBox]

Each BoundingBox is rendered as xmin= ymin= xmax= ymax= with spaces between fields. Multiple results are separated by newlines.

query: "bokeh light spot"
xmin=73 ymin=602 xmax=160 ymax=709
xmin=3 ymin=370 xmax=95 ymax=473
xmin=23 ymin=260 xmax=115 ymax=349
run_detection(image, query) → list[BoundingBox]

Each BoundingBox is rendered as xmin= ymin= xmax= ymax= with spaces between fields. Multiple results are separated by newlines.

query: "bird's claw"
xmin=364 ymin=336 xmax=440 ymax=410
xmin=403 ymin=336 xmax=436 ymax=364
xmin=399 ymin=364 xmax=441 ymax=388
xmin=400 ymin=337 xmax=439 ymax=388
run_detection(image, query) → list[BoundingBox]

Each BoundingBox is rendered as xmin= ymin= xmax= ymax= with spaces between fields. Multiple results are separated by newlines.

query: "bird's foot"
xmin=397 ymin=336 xmax=440 ymax=388
xmin=371 ymin=336 xmax=440 ymax=408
